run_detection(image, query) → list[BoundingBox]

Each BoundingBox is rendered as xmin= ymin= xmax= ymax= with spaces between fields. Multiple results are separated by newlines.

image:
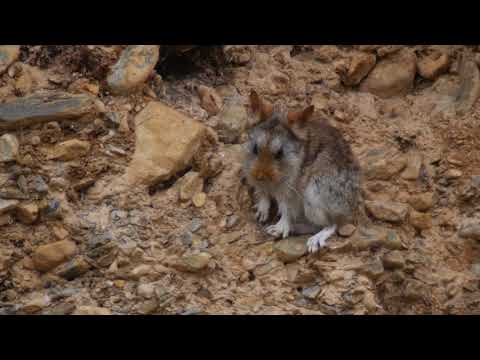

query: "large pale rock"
xmin=32 ymin=240 xmax=77 ymax=273
xmin=107 ymin=45 xmax=160 ymax=94
xmin=0 ymin=134 xmax=19 ymax=162
xmin=365 ymin=200 xmax=409 ymax=223
xmin=342 ymin=52 xmax=376 ymax=86
xmin=0 ymin=45 xmax=20 ymax=75
xmin=125 ymin=102 xmax=206 ymax=186
xmin=0 ymin=91 xmax=101 ymax=130
xmin=360 ymin=49 xmax=417 ymax=98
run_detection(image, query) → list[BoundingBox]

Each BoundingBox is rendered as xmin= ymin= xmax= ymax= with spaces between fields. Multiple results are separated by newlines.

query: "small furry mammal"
xmin=243 ymin=91 xmax=360 ymax=253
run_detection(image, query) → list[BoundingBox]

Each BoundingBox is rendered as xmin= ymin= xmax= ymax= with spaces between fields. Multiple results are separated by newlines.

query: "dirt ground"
xmin=1 ymin=45 xmax=480 ymax=315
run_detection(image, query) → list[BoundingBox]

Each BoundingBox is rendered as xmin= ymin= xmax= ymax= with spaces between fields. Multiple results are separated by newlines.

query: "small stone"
xmin=365 ymin=200 xmax=409 ymax=223
xmin=384 ymin=231 xmax=403 ymax=250
xmin=459 ymin=221 xmax=480 ymax=241
xmin=55 ymin=256 xmax=91 ymax=280
xmin=210 ymin=100 xmax=248 ymax=144
xmin=342 ymin=52 xmax=376 ymax=86
xmin=30 ymin=136 xmax=41 ymax=146
xmin=72 ymin=306 xmax=111 ymax=315
xmin=0 ymin=134 xmax=19 ymax=162
xmin=137 ymin=283 xmax=155 ymax=299
xmin=363 ymin=291 xmax=380 ymax=312
xmin=417 ymin=52 xmax=450 ymax=80
xmin=382 ymin=251 xmax=405 ymax=270
xmin=137 ymin=299 xmax=158 ymax=315
xmin=21 ymin=294 xmax=51 ymax=314
xmin=0 ymin=46 xmax=20 ymax=75
xmin=401 ymin=153 xmax=423 ymax=180
xmin=226 ymin=214 xmax=239 ymax=229
xmin=32 ymin=240 xmax=77 ymax=273
xmin=408 ymin=193 xmax=434 ymax=212
xmin=31 ymin=176 xmax=49 ymax=193
xmin=15 ymin=202 xmax=39 ymax=224
xmin=172 ymin=253 xmax=212 ymax=273
xmin=130 ymin=264 xmax=153 ymax=279
xmin=362 ymin=148 xmax=407 ymax=181
xmin=360 ymin=258 xmax=384 ymax=279
xmin=49 ymin=139 xmax=91 ymax=161
xmin=444 ymin=169 xmax=463 ymax=180
xmin=43 ymin=303 xmax=76 ymax=315
xmin=179 ymin=171 xmax=204 ymax=201
xmin=197 ymin=85 xmax=223 ymax=115
xmin=353 ymin=227 xmax=387 ymax=250
xmin=192 ymin=192 xmax=207 ymax=208
xmin=114 ymin=280 xmax=126 ymax=289
xmin=0 ymin=199 xmax=19 ymax=215
xmin=410 ymin=210 xmax=432 ymax=230
xmin=189 ymin=218 xmax=203 ymax=233
xmin=302 ymin=285 xmax=321 ymax=300
xmin=338 ymin=224 xmax=356 ymax=237
xmin=471 ymin=263 xmax=480 ymax=277
xmin=274 ymin=236 xmax=308 ymax=263
xmin=107 ymin=45 xmax=160 ymax=94
xmin=0 ymin=214 xmax=13 ymax=226
xmin=39 ymin=199 xmax=62 ymax=219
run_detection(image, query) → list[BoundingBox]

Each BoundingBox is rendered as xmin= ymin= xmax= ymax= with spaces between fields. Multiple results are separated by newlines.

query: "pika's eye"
xmin=252 ymin=144 xmax=258 ymax=155
xmin=275 ymin=148 xmax=284 ymax=160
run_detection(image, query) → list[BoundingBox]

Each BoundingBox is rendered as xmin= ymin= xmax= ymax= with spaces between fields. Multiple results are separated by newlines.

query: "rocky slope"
xmin=1 ymin=45 xmax=480 ymax=315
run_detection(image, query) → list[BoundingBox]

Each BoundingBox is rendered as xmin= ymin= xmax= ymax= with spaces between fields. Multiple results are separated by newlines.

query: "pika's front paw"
xmin=307 ymin=235 xmax=327 ymax=253
xmin=266 ymin=218 xmax=291 ymax=239
xmin=254 ymin=199 xmax=270 ymax=223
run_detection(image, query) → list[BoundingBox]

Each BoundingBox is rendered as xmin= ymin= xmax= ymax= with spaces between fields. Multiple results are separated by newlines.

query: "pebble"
xmin=342 ymin=52 xmax=376 ymax=86
xmin=382 ymin=251 xmax=405 ymax=270
xmin=302 ymin=285 xmax=321 ymax=300
xmin=49 ymin=139 xmax=91 ymax=161
xmin=401 ymin=153 xmax=423 ymax=180
xmin=179 ymin=172 xmax=204 ymax=202
xmin=444 ymin=169 xmax=463 ymax=180
xmin=189 ymin=218 xmax=203 ymax=233
xmin=365 ymin=200 xmax=409 ymax=223
xmin=458 ymin=221 xmax=480 ymax=241
xmin=408 ymin=193 xmax=434 ymax=212
xmin=30 ymin=136 xmax=41 ymax=146
xmin=31 ymin=176 xmax=49 ymax=193
xmin=15 ymin=202 xmax=39 ymax=224
xmin=274 ymin=236 xmax=308 ymax=263
xmin=137 ymin=283 xmax=155 ymax=299
xmin=192 ymin=192 xmax=207 ymax=207
xmin=410 ymin=210 xmax=432 ymax=230
xmin=0 ymin=46 xmax=20 ymax=75
xmin=0 ymin=134 xmax=19 ymax=162
xmin=0 ymin=199 xmax=19 ymax=215
xmin=72 ymin=306 xmax=112 ymax=315
xmin=197 ymin=85 xmax=223 ymax=115
xmin=32 ymin=240 xmax=78 ymax=273
xmin=130 ymin=264 xmax=153 ymax=279
xmin=172 ymin=253 xmax=212 ymax=273
xmin=55 ymin=256 xmax=91 ymax=280
xmin=417 ymin=52 xmax=450 ymax=80
xmin=338 ymin=224 xmax=356 ymax=237
xmin=21 ymin=294 xmax=51 ymax=314
xmin=360 ymin=258 xmax=385 ymax=279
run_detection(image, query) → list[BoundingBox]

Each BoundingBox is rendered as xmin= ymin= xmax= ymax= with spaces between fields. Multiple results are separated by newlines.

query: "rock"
xmin=455 ymin=54 xmax=480 ymax=115
xmin=192 ymin=192 xmax=207 ymax=208
xmin=0 ymin=46 xmax=20 ymax=75
xmin=274 ymin=236 xmax=308 ymax=263
xmin=338 ymin=224 xmax=356 ymax=237
xmin=342 ymin=52 xmax=376 ymax=86
xmin=189 ymin=218 xmax=203 ymax=233
xmin=210 ymin=100 xmax=248 ymax=144
xmin=384 ymin=231 xmax=404 ymax=250
xmin=130 ymin=264 xmax=153 ymax=279
xmin=353 ymin=227 xmax=388 ymax=250
xmin=15 ymin=202 xmax=39 ymax=224
xmin=360 ymin=258 xmax=384 ymax=279
xmin=197 ymin=85 xmax=223 ymax=115
xmin=382 ymin=251 xmax=405 ymax=270
xmin=178 ymin=172 xmax=204 ymax=201
xmin=172 ymin=253 xmax=212 ymax=273
xmin=107 ymin=45 xmax=160 ymax=94
xmin=0 ymin=134 xmax=19 ymax=162
xmin=444 ymin=169 xmax=463 ymax=180
xmin=125 ymin=102 xmax=206 ymax=186
xmin=408 ymin=193 xmax=434 ymax=212
xmin=137 ymin=299 xmax=158 ymax=314
xmin=401 ymin=153 xmax=423 ymax=180
xmin=43 ymin=303 xmax=76 ymax=315
xmin=224 ymin=45 xmax=252 ymax=65
xmin=114 ymin=280 xmax=126 ymax=289
xmin=49 ymin=139 xmax=91 ymax=161
xmin=417 ymin=52 xmax=450 ymax=80
xmin=21 ymin=294 xmax=51 ymax=314
xmin=362 ymin=148 xmax=407 ymax=181
xmin=360 ymin=49 xmax=416 ymax=98
xmin=459 ymin=221 xmax=480 ymax=241
xmin=0 ymin=91 xmax=101 ymax=130
xmin=0 ymin=214 xmax=13 ymax=227
xmin=39 ymin=199 xmax=63 ymax=219
xmin=410 ymin=210 xmax=432 ymax=230
xmin=302 ymin=285 xmax=321 ymax=300
xmin=0 ymin=199 xmax=19 ymax=215
xmin=137 ymin=283 xmax=155 ymax=299
xmin=32 ymin=240 xmax=78 ymax=273
xmin=365 ymin=200 xmax=409 ymax=223
xmin=72 ymin=306 xmax=111 ymax=315
xmin=55 ymin=256 xmax=91 ymax=280
xmin=31 ymin=176 xmax=49 ymax=193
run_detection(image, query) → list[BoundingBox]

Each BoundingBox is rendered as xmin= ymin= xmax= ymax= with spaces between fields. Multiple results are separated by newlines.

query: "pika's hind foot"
xmin=307 ymin=225 xmax=337 ymax=253
xmin=266 ymin=218 xmax=291 ymax=239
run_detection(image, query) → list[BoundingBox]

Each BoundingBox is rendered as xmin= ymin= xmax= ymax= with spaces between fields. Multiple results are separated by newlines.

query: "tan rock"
xmin=417 ymin=52 xmax=450 ymax=80
xmin=382 ymin=251 xmax=405 ymax=270
xmin=171 ymin=253 xmax=212 ymax=273
xmin=362 ymin=148 xmax=407 ymax=181
xmin=125 ymin=102 xmax=206 ymax=186
xmin=408 ymin=193 xmax=434 ymax=212
xmin=444 ymin=169 xmax=462 ymax=180
xmin=360 ymin=49 xmax=417 ymax=98
xmin=21 ymin=294 xmax=51 ymax=314
xmin=55 ymin=256 xmax=91 ymax=280
xmin=15 ymin=202 xmax=39 ymax=224
xmin=0 ymin=133 xmax=19 ymax=162
xmin=410 ymin=210 xmax=432 ymax=230
xmin=197 ymin=85 xmax=223 ymax=115
xmin=0 ymin=199 xmax=19 ymax=215
xmin=401 ymin=153 xmax=423 ymax=180
xmin=365 ymin=200 xmax=409 ymax=223
xmin=178 ymin=171 xmax=204 ymax=201
xmin=210 ymin=100 xmax=248 ymax=144
xmin=72 ymin=306 xmax=112 ymax=315
xmin=459 ymin=221 xmax=480 ymax=241
xmin=32 ymin=240 xmax=77 ymax=273
xmin=274 ymin=236 xmax=308 ymax=263
xmin=107 ymin=45 xmax=160 ymax=94
xmin=338 ymin=224 xmax=356 ymax=237
xmin=130 ymin=264 xmax=153 ymax=279
xmin=0 ymin=46 xmax=20 ymax=75
xmin=343 ymin=52 xmax=376 ymax=86
xmin=49 ymin=139 xmax=91 ymax=161
xmin=192 ymin=192 xmax=207 ymax=208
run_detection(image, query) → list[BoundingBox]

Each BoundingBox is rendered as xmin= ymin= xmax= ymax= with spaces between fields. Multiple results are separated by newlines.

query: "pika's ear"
xmin=287 ymin=105 xmax=315 ymax=126
xmin=249 ymin=90 xmax=273 ymax=122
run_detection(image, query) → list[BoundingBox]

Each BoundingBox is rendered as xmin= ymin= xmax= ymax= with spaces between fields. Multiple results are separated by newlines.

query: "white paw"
xmin=307 ymin=225 xmax=337 ymax=254
xmin=254 ymin=200 xmax=270 ymax=223
xmin=266 ymin=219 xmax=290 ymax=239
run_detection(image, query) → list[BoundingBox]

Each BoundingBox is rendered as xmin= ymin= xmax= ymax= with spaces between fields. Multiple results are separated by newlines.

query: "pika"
xmin=243 ymin=91 xmax=361 ymax=253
